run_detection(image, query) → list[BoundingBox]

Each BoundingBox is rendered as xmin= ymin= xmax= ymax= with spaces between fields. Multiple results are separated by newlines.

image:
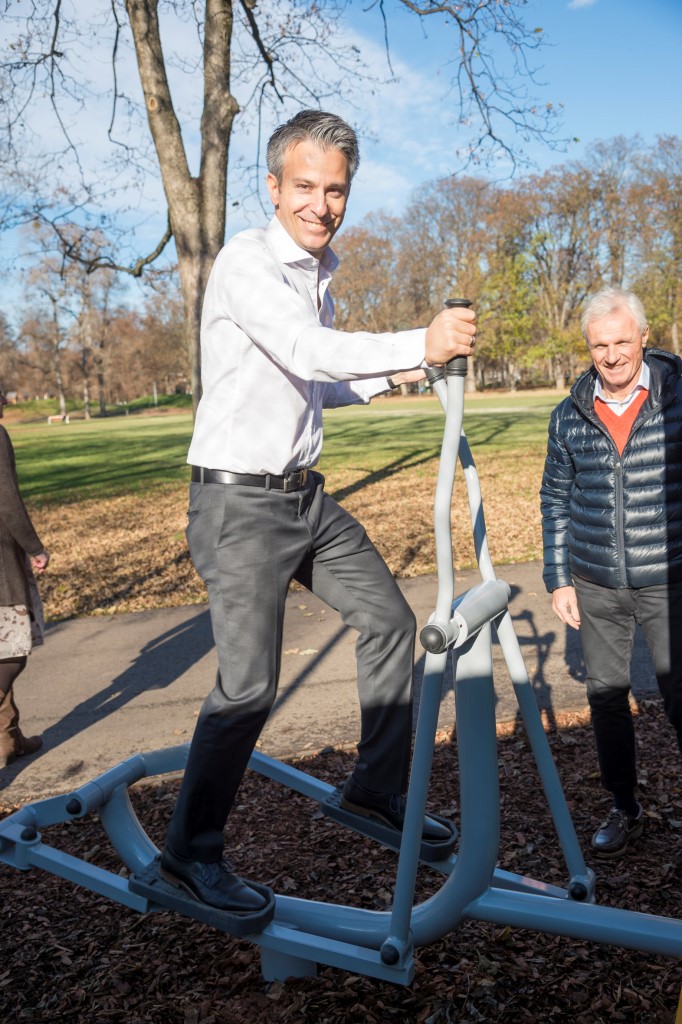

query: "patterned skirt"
xmin=0 ymin=578 xmax=45 ymax=658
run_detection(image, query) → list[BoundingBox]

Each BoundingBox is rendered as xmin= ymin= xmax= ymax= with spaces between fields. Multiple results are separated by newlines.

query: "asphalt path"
xmin=1 ymin=560 xmax=658 ymax=807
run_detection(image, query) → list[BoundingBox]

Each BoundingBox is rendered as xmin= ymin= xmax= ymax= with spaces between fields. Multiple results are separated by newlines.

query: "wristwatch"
xmin=386 ymin=376 xmax=398 ymax=390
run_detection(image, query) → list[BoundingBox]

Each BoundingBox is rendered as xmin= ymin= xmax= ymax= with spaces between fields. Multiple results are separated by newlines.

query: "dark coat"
xmin=540 ymin=348 xmax=682 ymax=593
xmin=0 ymin=424 xmax=44 ymax=607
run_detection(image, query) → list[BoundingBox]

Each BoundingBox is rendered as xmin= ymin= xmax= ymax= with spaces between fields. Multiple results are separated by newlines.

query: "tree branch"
xmin=107 ymin=0 xmax=126 ymax=148
xmin=86 ymin=217 xmax=174 ymax=278
xmin=238 ymin=0 xmax=284 ymax=102
xmin=394 ymin=0 xmax=561 ymax=169
xmin=43 ymin=213 xmax=174 ymax=278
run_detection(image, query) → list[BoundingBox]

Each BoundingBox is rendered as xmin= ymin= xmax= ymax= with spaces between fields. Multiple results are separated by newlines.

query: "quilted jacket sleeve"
xmin=540 ymin=402 xmax=575 ymax=593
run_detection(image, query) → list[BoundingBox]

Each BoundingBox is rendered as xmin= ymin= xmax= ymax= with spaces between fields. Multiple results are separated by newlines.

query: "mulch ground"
xmin=2 ymin=700 xmax=682 ymax=1023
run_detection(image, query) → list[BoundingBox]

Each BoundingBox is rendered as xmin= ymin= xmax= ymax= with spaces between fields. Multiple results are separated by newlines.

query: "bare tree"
xmin=0 ymin=312 xmax=18 ymax=390
xmin=633 ymin=136 xmax=682 ymax=354
xmin=479 ymin=192 xmax=538 ymax=390
xmin=19 ymin=287 xmax=71 ymax=415
xmin=333 ymin=214 xmax=418 ymax=334
xmin=585 ymin=136 xmax=643 ymax=288
xmin=1 ymin=1 xmax=563 ymax=410
xmin=72 ymin=265 xmax=120 ymax=418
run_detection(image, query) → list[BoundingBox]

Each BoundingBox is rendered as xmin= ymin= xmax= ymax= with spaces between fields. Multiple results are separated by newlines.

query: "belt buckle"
xmin=283 ymin=469 xmax=305 ymax=493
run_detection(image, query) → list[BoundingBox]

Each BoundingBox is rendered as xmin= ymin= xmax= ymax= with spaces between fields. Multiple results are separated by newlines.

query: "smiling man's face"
xmin=586 ymin=306 xmax=649 ymax=401
xmin=266 ymin=140 xmax=350 ymax=258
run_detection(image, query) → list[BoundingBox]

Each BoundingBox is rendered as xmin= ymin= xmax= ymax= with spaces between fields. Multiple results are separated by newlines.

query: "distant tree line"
xmin=0 ymin=134 xmax=679 ymax=406
xmin=0 ymin=224 xmax=188 ymax=415
xmin=0 ymin=0 xmax=565 ymax=412
xmin=332 ymin=135 xmax=681 ymax=391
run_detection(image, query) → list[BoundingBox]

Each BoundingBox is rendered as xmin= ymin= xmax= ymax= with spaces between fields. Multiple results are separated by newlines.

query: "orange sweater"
xmin=594 ymin=389 xmax=649 ymax=455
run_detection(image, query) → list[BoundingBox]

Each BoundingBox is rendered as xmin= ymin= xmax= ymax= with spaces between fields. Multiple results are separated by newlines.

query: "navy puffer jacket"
xmin=541 ymin=348 xmax=682 ymax=592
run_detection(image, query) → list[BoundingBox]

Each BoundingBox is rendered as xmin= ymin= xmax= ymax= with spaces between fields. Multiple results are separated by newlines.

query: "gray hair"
xmin=581 ymin=288 xmax=648 ymax=341
xmin=267 ymin=110 xmax=360 ymax=184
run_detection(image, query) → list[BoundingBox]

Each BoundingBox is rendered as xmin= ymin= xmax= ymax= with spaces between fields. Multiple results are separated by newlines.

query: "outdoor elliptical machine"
xmin=1 ymin=300 xmax=681 ymax=985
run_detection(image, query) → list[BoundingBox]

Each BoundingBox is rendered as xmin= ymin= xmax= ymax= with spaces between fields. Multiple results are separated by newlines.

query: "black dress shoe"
xmin=159 ymin=847 xmax=268 ymax=913
xmin=340 ymin=777 xmax=451 ymax=842
xmin=591 ymin=804 xmax=644 ymax=858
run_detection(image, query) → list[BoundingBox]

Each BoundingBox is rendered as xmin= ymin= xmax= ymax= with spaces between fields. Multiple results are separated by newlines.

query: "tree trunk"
xmin=507 ymin=358 xmax=518 ymax=392
xmin=126 ymin=0 xmax=238 ymax=416
xmin=47 ymin=293 xmax=67 ymax=417
xmin=55 ymin=366 xmax=67 ymax=418
xmin=81 ymin=296 xmax=93 ymax=420
xmin=464 ymin=353 xmax=478 ymax=393
xmin=82 ymin=376 xmax=91 ymax=420
xmin=176 ymin=249 xmax=214 ymax=409
xmin=98 ymin=369 xmax=107 ymax=416
xmin=568 ymin=351 xmax=580 ymax=382
xmin=94 ymin=332 xmax=108 ymax=415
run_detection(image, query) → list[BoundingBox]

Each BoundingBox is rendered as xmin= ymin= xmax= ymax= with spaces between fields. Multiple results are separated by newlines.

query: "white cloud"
xmin=346 ymin=158 xmax=415 ymax=223
xmin=567 ymin=0 xmax=599 ymax=9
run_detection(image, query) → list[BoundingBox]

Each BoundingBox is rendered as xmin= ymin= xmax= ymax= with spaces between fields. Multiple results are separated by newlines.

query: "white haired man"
xmin=541 ymin=288 xmax=682 ymax=858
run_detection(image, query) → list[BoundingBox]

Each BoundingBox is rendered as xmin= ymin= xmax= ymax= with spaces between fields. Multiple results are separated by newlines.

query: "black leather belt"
xmin=191 ymin=466 xmax=309 ymax=492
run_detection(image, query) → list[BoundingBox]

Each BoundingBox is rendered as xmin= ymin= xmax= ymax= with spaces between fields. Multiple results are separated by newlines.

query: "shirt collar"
xmin=266 ymin=215 xmax=339 ymax=273
xmin=594 ymin=359 xmax=650 ymax=405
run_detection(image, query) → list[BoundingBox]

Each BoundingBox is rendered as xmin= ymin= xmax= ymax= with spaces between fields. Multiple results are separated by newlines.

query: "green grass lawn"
xmin=9 ymin=413 xmax=195 ymax=503
xmin=6 ymin=392 xmax=561 ymax=505
xmin=320 ymin=393 xmax=559 ymax=474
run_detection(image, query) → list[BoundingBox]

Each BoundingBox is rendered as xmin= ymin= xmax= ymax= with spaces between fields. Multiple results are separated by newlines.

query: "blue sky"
xmin=334 ymin=0 xmax=682 ymax=226
xmin=1 ymin=0 xmax=680 ymax=317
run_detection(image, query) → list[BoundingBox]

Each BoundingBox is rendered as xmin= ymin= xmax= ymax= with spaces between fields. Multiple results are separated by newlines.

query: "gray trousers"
xmin=167 ymin=473 xmax=416 ymax=862
xmin=574 ymin=576 xmax=682 ymax=799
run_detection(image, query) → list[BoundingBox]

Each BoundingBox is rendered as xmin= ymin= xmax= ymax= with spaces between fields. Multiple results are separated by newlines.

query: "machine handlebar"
xmin=443 ymin=297 xmax=472 ymax=378
xmin=423 ymin=297 xmax=472 ymax=385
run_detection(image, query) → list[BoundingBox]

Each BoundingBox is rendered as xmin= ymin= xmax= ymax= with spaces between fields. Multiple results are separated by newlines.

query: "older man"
xmin=158 ymin=110 xmax=477 ymax=913
xmin=541 ymin=287 xmax=682 ymax=858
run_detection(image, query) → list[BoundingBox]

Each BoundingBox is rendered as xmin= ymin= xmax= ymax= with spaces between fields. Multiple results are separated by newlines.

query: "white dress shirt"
xmin=187 ymin=216 xmax=426 ymax=474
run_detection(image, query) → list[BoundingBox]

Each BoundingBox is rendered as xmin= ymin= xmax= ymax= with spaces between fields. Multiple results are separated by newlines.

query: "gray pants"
xmin=167 ymin=473 xmax=416 ymax=862
xmin=574 ymin=576 xmax=682 ymax=799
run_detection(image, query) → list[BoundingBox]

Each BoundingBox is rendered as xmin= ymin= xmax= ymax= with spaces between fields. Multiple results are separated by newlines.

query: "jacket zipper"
xmin=614 ymin=460 xmax=626 ymax=583
xmin=580 ymin=411 xmax=627 ymax=584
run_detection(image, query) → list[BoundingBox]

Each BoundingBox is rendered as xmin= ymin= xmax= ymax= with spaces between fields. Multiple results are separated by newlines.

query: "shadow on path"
xmin=0 ymin=611 xmax=215 ymax=793
xmin=271 ymin=624 xmax=351 ymax=718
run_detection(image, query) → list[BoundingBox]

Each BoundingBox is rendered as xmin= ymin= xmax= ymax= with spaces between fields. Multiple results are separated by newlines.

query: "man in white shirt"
xmin=160 ymin=110 xmax=477 ymax=914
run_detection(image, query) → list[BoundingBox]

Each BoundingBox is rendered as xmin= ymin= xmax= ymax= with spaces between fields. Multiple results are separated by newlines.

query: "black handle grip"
xmin=424 ymin=297 xmax=473 ymax=386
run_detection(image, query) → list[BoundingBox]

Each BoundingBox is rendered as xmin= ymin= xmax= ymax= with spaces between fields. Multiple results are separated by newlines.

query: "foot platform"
xmin=321 ymin=788 xmax=457 ymax=863
xmin=129 ymin=857 xmax=276 ymax=936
